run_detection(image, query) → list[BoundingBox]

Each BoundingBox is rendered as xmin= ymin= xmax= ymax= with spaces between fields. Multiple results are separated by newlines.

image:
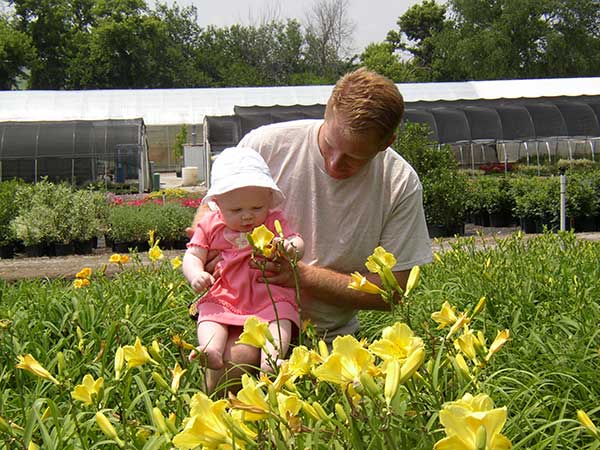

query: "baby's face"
xmin=215 ymin=186 xmax=272 ymax=232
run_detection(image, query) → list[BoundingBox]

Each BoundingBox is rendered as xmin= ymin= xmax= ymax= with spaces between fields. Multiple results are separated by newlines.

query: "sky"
xmin=161 ymin=0 xmax=421 ymax=54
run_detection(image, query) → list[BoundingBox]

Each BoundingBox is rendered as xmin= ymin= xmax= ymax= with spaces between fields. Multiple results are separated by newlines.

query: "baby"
xmin=183 ymin=147 xmax=303 ymax=376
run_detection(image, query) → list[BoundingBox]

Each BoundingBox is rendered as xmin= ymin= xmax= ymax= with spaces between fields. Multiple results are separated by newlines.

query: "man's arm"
xmin=264 ymin=261 xmax=410 ymax=311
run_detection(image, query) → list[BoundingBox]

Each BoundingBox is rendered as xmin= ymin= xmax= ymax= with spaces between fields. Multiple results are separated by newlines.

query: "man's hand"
xmin=190 ymin=271 xmax=215 ymax=293
xmin=251 ymin=257 xmax=300 ymax=288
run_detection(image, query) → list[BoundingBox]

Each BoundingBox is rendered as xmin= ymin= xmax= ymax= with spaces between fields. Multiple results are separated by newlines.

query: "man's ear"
xmin=381 ymin=133 xmax=396 ymax=151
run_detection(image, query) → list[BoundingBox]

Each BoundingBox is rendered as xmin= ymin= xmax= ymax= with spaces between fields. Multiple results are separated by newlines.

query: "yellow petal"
xmin=404 ymin=265 xmax=420 ymax=297
xmin=16 ymin=354 xmax=59 ymax=385
xmin=348 ymin=272 xmax=385 ymax=295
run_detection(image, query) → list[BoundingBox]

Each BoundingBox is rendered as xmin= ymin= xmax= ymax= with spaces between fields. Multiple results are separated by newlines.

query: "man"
xmin=191 ymin=67 xmax=432 ymax=391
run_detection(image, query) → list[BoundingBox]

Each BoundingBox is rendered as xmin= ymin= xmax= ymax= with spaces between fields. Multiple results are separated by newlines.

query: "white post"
xmin=559 ymin=167 xmax=567 ymax=231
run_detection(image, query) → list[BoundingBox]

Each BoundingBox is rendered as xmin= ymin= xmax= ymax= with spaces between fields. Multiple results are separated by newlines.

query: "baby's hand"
xmin=272 ymin=237 xmax=300 ymax=260
xmin=191 ymin=271 xmax=215 ymax=292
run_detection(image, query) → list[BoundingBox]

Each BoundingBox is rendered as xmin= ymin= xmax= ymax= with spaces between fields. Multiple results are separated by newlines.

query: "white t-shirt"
xmin=239 ymin=119 xmax=432 ymax=337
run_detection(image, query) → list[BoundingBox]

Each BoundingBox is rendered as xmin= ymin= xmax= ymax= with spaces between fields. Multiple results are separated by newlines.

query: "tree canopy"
xmin=1 ymin=0 xmax=599 ymax=89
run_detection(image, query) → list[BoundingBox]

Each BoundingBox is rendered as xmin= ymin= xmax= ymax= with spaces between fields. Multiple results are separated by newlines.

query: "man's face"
xmin=318 ymin=113 xmax=389 ymax=180
xmin=215 ymin=186 xmax=272 ymax=232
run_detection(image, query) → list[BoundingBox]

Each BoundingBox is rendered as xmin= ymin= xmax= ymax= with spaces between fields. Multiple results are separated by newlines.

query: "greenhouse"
xmin=0 ymin=118 xmax=151 ymax=191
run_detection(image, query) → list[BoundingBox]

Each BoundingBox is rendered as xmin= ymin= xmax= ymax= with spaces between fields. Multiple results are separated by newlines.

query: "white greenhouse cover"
xmin=1 ymin=77 xmax=600 ymax=126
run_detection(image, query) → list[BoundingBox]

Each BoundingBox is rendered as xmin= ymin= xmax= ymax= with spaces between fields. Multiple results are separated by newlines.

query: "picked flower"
xmin=434 ymin=393 xmax=511 ymax=450
xmin=71 ymin=374 xmax=104 ymax=405
xmin=348 ymin=272 xmax=385 ymax=295
xmin=122 ymin=337 xmax=157 ymax=368
xmin=16 ymin=354 xmax=60 ymax=385
xmin=236 ymin=316 xmax=273 ymax=349
xmin=247 ymin=224 xmax=275 ymax=258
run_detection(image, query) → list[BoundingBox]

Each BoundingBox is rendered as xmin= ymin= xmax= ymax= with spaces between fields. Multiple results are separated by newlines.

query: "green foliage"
xmin=465 ymin=175 xmax=515 ymax=216
xmin=359 ymin=42 xmax=420 ymax=82
xmin=395 ymin=122 xmax=467 ymax=231
xmin=173 ymin=125 xmax=187 ymax=163
xmin=0 ymin=180 xmax=23 ymax=245
xmin=422 ymin=168 xmax=469 ymax=228
xmin=107 ymin=202 xmax=194 ymax=243
xmin=2 ymin=233 xmax=600 ymax=448
xmin=0 ymin=15 xmax=36 ymax=89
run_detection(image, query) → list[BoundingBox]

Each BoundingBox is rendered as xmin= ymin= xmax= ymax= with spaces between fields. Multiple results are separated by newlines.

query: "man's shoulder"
xmin=242 ymin=119 xmax=321 ymax=141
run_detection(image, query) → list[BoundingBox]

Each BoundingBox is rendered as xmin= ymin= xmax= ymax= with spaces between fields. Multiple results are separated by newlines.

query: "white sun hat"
xmin=202 ymin=147 xmax=285 ymax=206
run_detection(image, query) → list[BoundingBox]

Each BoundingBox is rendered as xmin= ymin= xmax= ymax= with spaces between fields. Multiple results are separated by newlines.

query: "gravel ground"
xmin=2 ymin=224 xmax=599 ymax=282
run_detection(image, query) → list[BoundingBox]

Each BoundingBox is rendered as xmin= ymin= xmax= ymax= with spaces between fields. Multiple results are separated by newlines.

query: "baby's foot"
xmin=189 ymin=347 xmax=224 ymax=370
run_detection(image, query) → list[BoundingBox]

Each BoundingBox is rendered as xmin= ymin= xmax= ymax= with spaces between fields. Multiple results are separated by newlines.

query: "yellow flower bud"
xmin=95 ymin=412 xmax=124 ymax=447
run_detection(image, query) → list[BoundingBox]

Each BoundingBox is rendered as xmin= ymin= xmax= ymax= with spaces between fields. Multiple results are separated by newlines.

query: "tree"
xmin=0 ymin=14 xmax=36 ymax=89
xmin=387 ymin=0 xmax=446 ymax=70
xmin=359 ymin=42 xmax=420 ymax=82
xmin=303 ymin=0 xmax=356 ymax=80
xmin=10 ymin=0 xmax=79 ymax=89
xmin=387 ymin=0 xmax=600 ymax=81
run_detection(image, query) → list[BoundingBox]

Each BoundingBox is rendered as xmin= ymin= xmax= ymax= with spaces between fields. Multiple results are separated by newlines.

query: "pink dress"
xmin=188 ymin=210 xmax=300 ymax=327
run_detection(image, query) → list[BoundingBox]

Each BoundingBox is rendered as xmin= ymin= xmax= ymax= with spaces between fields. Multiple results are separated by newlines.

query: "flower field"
xmin=1 ymin=232 xmax=599 ymax=449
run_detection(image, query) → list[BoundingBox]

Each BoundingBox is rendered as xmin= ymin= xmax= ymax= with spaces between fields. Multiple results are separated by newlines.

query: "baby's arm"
xmin=182 ymin=246 xmax=215 ymax=293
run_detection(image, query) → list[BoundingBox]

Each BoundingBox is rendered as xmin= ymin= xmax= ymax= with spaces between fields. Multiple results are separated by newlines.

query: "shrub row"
xmin=0 ymin=180 xmax=201 ymax=257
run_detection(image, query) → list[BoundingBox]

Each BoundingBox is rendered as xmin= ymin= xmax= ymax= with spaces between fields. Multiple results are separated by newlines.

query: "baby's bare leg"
xmin=190 ymin=320 xmax=228 ymax=370
xmin=261 ymin=319 xmax=292 ymax=373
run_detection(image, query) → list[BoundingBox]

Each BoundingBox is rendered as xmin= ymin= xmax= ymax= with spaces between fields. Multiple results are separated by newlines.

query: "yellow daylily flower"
xmin=28 ymin=442 xmax=39 ymax=450
xmin=119 ymin=254 xmax=129 ymax=264
xmin=486 ymin=330 xmax=510 ymax=361
xmin=277 ymin=392 xmax=303 ymax=419
xmin=71 ymin=374 xmax=104 ymax=405
xmin=446 ymin=312 xmax=470 ymax=339
xmin=148 ymin=229 xmax=157 ymax=247
xmin=434 ymin=393 xmax=512 ymax=450
xmin=76 ymin=267 xmax=92 ymax=279
xmin=172 ymin=334 xmax=196 ymax=351
xmin=95 ymin=411 xmax=124 ymax=447
xmin=431 ymin=302 xmax=458 ymax=330
xmin=171 ymin=256 xmax=182 ymax=269
xmin=274 ymin=219 xmax=284 ymax=237
xmin=122 ymin=337 xmax=157 ymax=368
xmin=152 ymin=407 xmax=168 ymax=434
xmin=403 ymin=265 xmax=421 ymax=297
xmin=369 ymin=322 xmax=425 ymax=402
xmin=454 ymin=327 xmax=479 ymax=361
xmin=247 ymin=224 xmax=275 ymax=257
xmin=577 ymin=410 xmax=600 ymax=437
xmin=348 ymin=272 xmax=386 ymax=295
xmin=451 ymin=353 xmax=471 ymax=381
xmin=171 ymin=363 xmax=187 ymax=394
xmin=472 ymin=296 xmax=487 ymax=316
xmin=287 ymin=345 xmax=321 ymax=378
xmin=236 ymin=316 xmax=273 ymax=349
xmin=16 ymin=354 xmax=60 ymax=385
xmin=365 ymin=246 xmax=397 ymax=273
xmin=173 ymin=392 xmax=244 ymax=449
xmin=114 ymin=347 xmax=124 ymax=380
xmin=109 ymin=254 xmax=121 ymax=263
xmin=234 ymin=374 xmax=270 ymax=421
xmin=148 ymin=244 xmax=164 ymax=262
xmin=73 ymin=278 xmax=90 ymax=289
xmin=312 ymin=335 xmax=375 ymax=386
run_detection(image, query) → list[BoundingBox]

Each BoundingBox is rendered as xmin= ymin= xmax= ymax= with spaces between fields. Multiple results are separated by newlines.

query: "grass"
xmin=0 ymin=232 xmax=599 ymax=448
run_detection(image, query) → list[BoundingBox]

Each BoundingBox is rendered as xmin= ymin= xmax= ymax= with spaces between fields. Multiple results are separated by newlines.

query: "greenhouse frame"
xmin=0 ymin=118 xmax=151 ymax=191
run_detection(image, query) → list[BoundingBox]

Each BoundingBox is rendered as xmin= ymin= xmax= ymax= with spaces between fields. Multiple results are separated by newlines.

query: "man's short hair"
xmin=326 ymin=67 xmax=405 ymax=141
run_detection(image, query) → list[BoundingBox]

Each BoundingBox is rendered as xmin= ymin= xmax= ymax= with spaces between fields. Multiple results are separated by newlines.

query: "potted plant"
xmin=107 ymin=203 xmax=154 ymax=252
xmin=510 ymin=176 xmax=559 ymax=233
xmin=565 ymin=172 xmax=598 ymax=231
xmin=422 ymin=168 xmax=469 ymax=237
xmin=0 ymin=180 xmax=22 ymax=258
xmin=153 ymin=202 xmax=195 ymax=249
